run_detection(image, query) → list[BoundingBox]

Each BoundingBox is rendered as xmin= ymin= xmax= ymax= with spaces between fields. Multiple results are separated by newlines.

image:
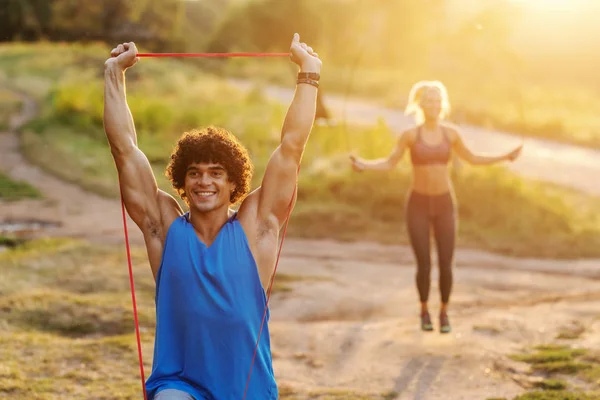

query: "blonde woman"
xmin=349 ymin=81 xmax=522 ymax=333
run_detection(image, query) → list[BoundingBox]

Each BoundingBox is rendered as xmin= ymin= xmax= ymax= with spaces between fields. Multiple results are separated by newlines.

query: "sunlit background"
xmin=5 ymin=0 xmax=599 ymax=143
xmin=2 ymin=1 xmax=600 ymax=399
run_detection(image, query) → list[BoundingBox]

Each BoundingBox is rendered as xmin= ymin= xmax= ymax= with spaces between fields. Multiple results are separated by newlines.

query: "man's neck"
xmin=188 ymin=207 xmax=234 ymax=245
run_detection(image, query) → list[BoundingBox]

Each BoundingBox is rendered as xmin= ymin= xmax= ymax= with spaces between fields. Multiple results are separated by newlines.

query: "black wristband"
xmin=297 ymin=78 xmax=319 ymax=88
xmin=297 ymin=72 xmax=320 ymax=81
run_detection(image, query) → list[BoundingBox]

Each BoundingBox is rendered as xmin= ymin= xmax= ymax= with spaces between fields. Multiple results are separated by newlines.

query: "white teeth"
xmin=195 ymin=191 xmax=215 ymax=197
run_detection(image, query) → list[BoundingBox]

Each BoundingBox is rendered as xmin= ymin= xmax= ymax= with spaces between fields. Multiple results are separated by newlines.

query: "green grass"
xmin=509 ymin=345 xmax=600 ymax=398
xmin=533 ymin=379 xmax=568 ymax=391
xmin=0 ymin=42 xmax=109 ymax=100
xmin=0 ymin=236 xmax=24 ymax=248
xmin=514 ymin=392 xmax=600 ymax=400
xmin=0 ymin=332 xmax=145 ymax=399
xmin=509 ymin=347 xmax=587 ymax=365
xmin=0 ymin=171 xmax=41 ymax=201
xmin=2 ymin=42 xmax=600 ymax=258
xmin=0 ymin=238 xmax=154 ymax=398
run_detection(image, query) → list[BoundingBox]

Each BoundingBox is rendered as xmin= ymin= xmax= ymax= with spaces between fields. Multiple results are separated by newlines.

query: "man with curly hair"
xmin=103 ymin=33 xmax=321 ymax=400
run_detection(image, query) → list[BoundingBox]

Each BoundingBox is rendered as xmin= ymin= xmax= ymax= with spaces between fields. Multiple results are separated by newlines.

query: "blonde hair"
xmin=404 ymin=80 xmax=451 ymax=124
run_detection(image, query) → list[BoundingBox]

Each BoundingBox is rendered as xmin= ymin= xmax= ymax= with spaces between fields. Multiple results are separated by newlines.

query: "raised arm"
xmin=248 ymin=34 xmax=321 ymax=229
xmin=104 ymin=42 xmax=181 ymax=276
xmin=349 ymin=129 xmax=413 ymax=172
xmin=449 ymin=126 xmax=522 ymax=165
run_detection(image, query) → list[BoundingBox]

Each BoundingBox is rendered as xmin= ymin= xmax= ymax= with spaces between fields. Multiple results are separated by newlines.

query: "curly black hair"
xmin=166 ymin=126 xmax=253 ymax=205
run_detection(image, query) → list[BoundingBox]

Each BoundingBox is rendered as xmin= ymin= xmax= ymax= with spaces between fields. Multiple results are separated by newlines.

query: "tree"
xmin=0 ymin=0 xmax=185 ymax=52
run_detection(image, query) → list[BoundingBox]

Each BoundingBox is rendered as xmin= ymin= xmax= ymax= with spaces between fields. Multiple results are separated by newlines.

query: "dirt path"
xmin=0 ymin=90 xmax=143 ymax=244
xmin=271 ymin=240 xmax=600 ymax=399
xmin=2 ymin=89 xmax=600 ymax=399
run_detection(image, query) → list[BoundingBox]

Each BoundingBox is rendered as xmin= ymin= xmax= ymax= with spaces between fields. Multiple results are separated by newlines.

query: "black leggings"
xmin=405 ymin=191 xmax=456 ymax=304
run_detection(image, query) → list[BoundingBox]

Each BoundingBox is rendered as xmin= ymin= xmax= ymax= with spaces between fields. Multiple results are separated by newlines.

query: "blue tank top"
xmin=145 ymin=213 xmax=278 ymax=400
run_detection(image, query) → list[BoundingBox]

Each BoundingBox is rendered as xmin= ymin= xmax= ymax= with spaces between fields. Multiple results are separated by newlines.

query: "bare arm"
xmin=242 ymin=34 xmax=321 ymax=231
xmin=104 ymin=42 xmax=182 ymax=276
xmin=350 ymin=130 xmax=412 ymax=172
xmin=450 ymin=126 xmax=522 ymax=166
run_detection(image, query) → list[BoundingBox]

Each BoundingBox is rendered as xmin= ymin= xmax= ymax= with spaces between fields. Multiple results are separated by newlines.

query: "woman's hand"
xmin=506 ymin=143 xmax=523 ymax=161
xmin=349 ymin=154 xmax=366 ymax=172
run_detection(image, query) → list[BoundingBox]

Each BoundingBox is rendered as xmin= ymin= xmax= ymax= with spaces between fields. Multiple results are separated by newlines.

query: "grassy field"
xmin=0 ymin=238 xmax=150 ymax=399
xmin=1 ymin=42 xmax=600 ymax=259
xmin=505 ymin=344 xmax=600 ymax=399
xmin=0 ymin=167 xmax=43 ymax=249
xmin=0 ymin=172 xmax=41 ymax=201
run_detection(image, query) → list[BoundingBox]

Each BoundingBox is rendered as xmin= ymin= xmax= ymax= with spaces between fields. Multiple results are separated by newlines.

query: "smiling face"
xmin=419 ymin=87 xmax=443 ymax=122
xmin=184 ymin=162 xmax=236 ymax=214
xmin=166 ymin=127 xmax=254 ymax=209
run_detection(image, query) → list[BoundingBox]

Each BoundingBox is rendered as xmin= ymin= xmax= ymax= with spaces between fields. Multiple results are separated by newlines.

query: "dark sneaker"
xmin=440 ymin=312 xmax=451 ymax=334
xmin=421 ymin=311 xmax=434 ymax=331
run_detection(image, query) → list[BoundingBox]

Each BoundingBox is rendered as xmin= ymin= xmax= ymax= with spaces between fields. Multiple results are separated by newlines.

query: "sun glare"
xmin=505 ymin=0 xmax=599 ymax=51
xmin=508 ymin=0 xmax=594 ymax=12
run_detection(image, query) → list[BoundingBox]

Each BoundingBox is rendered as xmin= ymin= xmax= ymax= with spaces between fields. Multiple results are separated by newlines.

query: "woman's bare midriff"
xmin=410 ymin=164 xmax=453 ymax=195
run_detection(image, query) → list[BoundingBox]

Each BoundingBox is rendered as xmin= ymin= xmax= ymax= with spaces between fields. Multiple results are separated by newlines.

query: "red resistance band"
xmin=137 ymin=52 xmax=289 ymax=58
xmin=118 ymin=52 xmax=297 ymax=400
xmin=120 ymin=194 xmax=148 ymax=400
